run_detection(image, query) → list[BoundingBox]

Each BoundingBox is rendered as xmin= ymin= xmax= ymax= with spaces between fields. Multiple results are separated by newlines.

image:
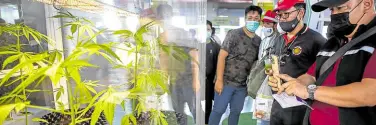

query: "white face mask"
xmin=277 ymin=23 xmax=286 ymax=34
xmin=262 ymin=27 xmax=274 ymax=37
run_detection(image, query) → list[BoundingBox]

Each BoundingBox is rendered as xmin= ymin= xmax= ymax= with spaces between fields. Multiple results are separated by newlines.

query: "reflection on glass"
xmin=0 ymin=0 xmax=206 ymax=124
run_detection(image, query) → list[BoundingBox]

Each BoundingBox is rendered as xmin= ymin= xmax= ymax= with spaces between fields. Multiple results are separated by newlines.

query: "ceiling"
xmin=209 ymin=0 xmax=253 ymax=9
xmin=208 ymin=0 xmax=252 ymax=3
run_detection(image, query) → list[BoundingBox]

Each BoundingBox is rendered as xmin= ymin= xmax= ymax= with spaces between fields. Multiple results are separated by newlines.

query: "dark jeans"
xmin=270 ymin=101 xmax=307 ymax=125
xmin=170 ymin=83 xmax=196 ymax=125
xmin=209 ymin=85 xmax=247 ymax=125
xmin=205 ymin=77 xmax=215 ymax=124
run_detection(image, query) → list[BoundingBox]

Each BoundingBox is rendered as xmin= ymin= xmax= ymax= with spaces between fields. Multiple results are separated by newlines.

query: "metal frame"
xmin=44 ymin=4 xmax=69 ymax=109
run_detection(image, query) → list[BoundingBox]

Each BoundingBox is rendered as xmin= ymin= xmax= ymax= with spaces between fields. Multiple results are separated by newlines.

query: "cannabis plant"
xmin=0 ymin=11 xmax=188 ymax=125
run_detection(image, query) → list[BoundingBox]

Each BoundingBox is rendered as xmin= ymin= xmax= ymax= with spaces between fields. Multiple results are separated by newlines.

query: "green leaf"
xmin=45 ymin=63 xmax=64 ymax=85
xmin=32 ymin=118 xmax=49 ymax=123
xmin=8 ymin=67 xmax=49 ymax=96
xmin=56 ymin=87 xmax=64 ymax=100
xmin=57 ymin=101 xmax=65 ymax=113
xmin=0 ymin=57 xmax=45 ymax=86
xmin=98 ymin=44 xmax=122 ymax=63
xmin=84 ymin=84 xmax=97 ymax=94
xmin=71 ymin=24 xmax=78 ymax=34
xmin=14 ymin=101 xmax=28 ymax=112
xmin=103 ymin=102 xmax=115 ymax=125
xmin=22 ymin=27 xmax=30 ymax=41
xmin=120 ymin=100 xmax=126 ymax=111
xmin=2 ymin=54 xmax=22 ymax=69
xmin=66 ymin=35 xmax=74 ymax=40
xmin=76 ymin=118 xmax=91 ymax=123
xmin=129 ymin=115 xmax=137 ymax=125
xmin=0 ymin=51 xmax=18 ymax=55
xmin=121 ymin=115 xmax=130 ymax=125
xmin=68 ymin=67 xmax=81 ymax=84
xmin=90 ymin=103 xmax=102 ymax=125
xmin=113 ymin=30 xmax=133 ymax=38
xmin=29 ymin=30 xmax=41 ymax=44
xmin=0 ymin=103 xmax=26 ymax=124
xmin=63 ymin=59 xmax=97 ymax=68
xmin=86 ymin=29 xmax=106 ymax=43
xmin=76 ymin=90 xmax=106 ymax=120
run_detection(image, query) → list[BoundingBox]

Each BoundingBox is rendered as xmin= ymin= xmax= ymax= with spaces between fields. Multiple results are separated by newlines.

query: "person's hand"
xmin=193 ymin=79 xmax=200 ymax=94
xmin=215 ymin=79 xmax=224 ymax=95
xmin=265 ymin=69 xmax=273 ymax=76
xmin=277 ymin=74 xmax=309 ymax=99
xmin=268 ymin=76 xmax=281 ymax=93
xmin=266 ymin=69 xmax=283 ymax=93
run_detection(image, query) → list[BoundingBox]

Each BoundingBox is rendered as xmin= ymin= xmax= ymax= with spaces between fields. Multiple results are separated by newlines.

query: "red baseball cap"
xmin=262 ymin=10 xmax=277 ymax=23
xmin=274 ymin=0 xmax=305 ymax=12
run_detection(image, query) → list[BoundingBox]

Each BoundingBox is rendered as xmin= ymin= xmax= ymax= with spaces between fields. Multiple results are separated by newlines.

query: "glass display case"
xmin=0 ymin=0 xmax=207 ymax=125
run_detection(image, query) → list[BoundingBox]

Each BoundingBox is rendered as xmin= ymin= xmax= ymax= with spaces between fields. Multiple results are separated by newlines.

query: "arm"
xmin=281 ymin=53 xmax=376 ymax=107
xmin=212 ymin=43 xmax=221 ymax=79
xmin=314 ymin=51 xmax=376 ymax=107
xmin=314 ymin=79 xmax=376 ymax=107
xmin=297 ymin=74 xmax=316 ymax=86
xmin=216 ymin=49 xmax=229 ymax=82
xmin=190 ymin=49 xmax=200 ymax=93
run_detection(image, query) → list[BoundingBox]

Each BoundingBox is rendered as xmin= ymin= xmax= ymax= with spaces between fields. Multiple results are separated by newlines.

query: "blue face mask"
xmin=246 ymin=21 xmax=260 ymax=32
xmin=207 ymin=31 xmax=212 ymax=39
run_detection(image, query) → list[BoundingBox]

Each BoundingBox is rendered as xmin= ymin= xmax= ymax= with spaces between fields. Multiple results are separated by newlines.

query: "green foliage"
xmin=0 ymin=10 xmax=190 ymax=125
xmin=0 ymin=102 xmax=29 ymax=124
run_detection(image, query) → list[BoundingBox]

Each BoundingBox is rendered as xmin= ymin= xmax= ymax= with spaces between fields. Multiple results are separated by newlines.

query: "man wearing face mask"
xmin=209 ymin=5 xmax=262 ymax=125
xmin=265 ymin=0 xmax=326 ymax=125
xmin=259 ymin=10 xmax=279 ymax=60
xmin=267 ymin=0 xmax=376 ymax=125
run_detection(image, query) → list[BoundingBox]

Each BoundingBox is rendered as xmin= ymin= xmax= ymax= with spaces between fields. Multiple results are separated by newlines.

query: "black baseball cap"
xmin=311 ymin=0 xmax=349 ymax=12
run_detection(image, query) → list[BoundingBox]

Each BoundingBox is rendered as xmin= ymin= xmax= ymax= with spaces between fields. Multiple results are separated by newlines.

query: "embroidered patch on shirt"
xmin=293 ymin=46 xmax=302 ymax=55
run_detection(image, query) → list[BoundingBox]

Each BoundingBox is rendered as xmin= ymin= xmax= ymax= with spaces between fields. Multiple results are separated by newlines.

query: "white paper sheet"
xmin=272 ymin=92 xmax=305 ymax=108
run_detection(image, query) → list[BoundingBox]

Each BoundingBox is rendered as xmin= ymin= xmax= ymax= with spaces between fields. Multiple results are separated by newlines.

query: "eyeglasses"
xmin=276 ymin=9 xmax=300 ymax=20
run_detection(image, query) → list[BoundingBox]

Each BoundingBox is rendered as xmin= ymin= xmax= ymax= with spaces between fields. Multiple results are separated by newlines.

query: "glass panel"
xmin=0 ymin=1 xmax=54 ymax=124
xmin=0 ymin=0 xmax=53 ymax=106
xmin=58 ymin=0 xmax=206 ymax=125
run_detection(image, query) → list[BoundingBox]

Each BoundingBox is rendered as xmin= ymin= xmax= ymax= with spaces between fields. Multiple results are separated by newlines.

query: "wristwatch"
xmin=307 ymin=84 xmax=317 ymax=100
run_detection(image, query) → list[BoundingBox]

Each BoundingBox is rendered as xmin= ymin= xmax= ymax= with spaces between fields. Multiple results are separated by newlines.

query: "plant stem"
xmin=17 ymin=31 xmax=20 ymax=52
xmin=132 ymin=43 xmax=139 ymax=111
xmin=20 ymin=70 xmax=28 ymax=125
xmin=65 ymin=69 xmax=76 ymax=125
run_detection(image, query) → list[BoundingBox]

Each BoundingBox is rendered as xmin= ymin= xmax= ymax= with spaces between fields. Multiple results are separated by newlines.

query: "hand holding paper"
xmin=272 ymin=92 xmax=313 ymax=109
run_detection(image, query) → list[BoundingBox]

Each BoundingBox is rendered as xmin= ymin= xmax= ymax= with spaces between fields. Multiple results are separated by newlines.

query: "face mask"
xmin=279 ymin=17 xmax=300 ymax=32
xmin=329 ymin=12 xmax=357 ymax=36
xmin=246 ymin=21 xmax=260 ymax=32
xmin=207 ymin=31 xmax=212 ymax=39
xmin=277 ymin=23 xmax=286 ymax=34
xmin=329 ymin=0 xmax=365 ymax=37
xmin=262 ymin=27 xmax=274 ymax=37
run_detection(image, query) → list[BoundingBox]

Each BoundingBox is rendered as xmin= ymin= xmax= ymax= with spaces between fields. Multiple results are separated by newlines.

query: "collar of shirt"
xmin=283 ymin=24 xmax=309 ymax=46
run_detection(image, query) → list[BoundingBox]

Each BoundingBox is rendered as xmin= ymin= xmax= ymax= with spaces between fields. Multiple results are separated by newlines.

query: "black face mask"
xmin=279 ymin=17 xmax=300 ymax=32
xmin=329 ymin=0 xmax=365 ymax=37
xmin=329 ymin=12 xmax=357 ymax=36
